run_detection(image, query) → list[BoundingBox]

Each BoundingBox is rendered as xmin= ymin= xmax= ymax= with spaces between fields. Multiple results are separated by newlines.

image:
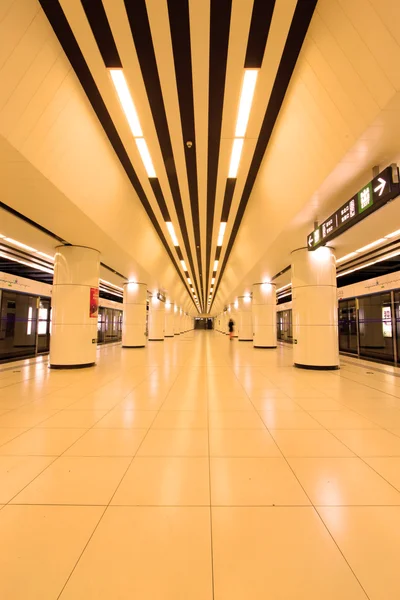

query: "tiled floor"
xmin=1 ymin=334 xmax=400 ymax=598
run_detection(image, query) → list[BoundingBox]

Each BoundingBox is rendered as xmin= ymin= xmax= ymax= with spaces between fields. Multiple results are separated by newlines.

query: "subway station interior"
xmin=2 ymin=0 xmax=400 ymax=598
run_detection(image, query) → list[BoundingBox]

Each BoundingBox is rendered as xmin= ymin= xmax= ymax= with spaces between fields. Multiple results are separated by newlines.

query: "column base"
xmin=294 ymin=362 xmax=339 ymax=371
xmin=238 ymin=339 xmax=253 ymax=342
xmin=50 ymin=362 xmax=95 ymax=369
xmin=164 ymin=335 xmax=174 ymax=338
xmin=122 ymin=345 xmax=145 ymax=349
xmin=148 ymin=338 xmax=164 ymax=341
xmin=254 ymin=345 xmax=277 ymax=349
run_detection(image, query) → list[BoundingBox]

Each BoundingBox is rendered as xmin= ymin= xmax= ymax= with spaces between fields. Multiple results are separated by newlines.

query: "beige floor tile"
xmin=212 ymin=507 xmax=368 ymax=599
xmin=59 ymin=507 xmax=213 ymax=599
xmin=333 ymin=429 xmax=400 ymax=457
xmin=112 ymin=457 xmax=210 ymax=505
xmin=209 ymin=429 xmax=281 ymax=457
xmin=65 ymin=428 xmax=147 ymax=457
xmin=364 ymin=457 xmax=400 ymax=491
xmin=318 ymin=506 xmax=400 ymax=600
xmin=119 ymin=396 xmax=164 ymax=410
xmin=0 ymin=427 xmax=28 ymax=447
xmin=65 ymin=396 xmax=121 ymax=410
xmin=0 ymin=456 xmax=54 ymax=503
xmin=271 ymin=430 xmax=354 ymax=457
xmin=293 ymin=397 xmax=345 ymax=411
xmin=309 ymin=409 xmax=380 ymax=430
xmin=0 ymin=428 xmax=86 ymax=456
xmin=250 ymin=396 xmax=300 ymax=411
xmin=38 ymin=410 xmax=108 ymax=428
xmin=0 ymin=409 xmax=59 ymax=428
xmin=288 ymin=457 xmax=400 ymax=505
xmin=12 ymin=456 xmax=130 ymax=505
xmin=209 ymin=410 xmax=265 ymax=429
xmin=260 ymin=410 xmax=322 ymax=429
xmin=151 ymin=410 xmax=208 ymax=429
xmin=208 ymin=396 xmax=255 ymax=411
xmin=137 ymin=429 xmax=208 ymax=456
xmin=210 ymin=457 xmax=310 ymax=506
xmin=94 ymin=409 xmax=157 ymax=429
xmin=0 ymin=505 xmax=103 ymax=600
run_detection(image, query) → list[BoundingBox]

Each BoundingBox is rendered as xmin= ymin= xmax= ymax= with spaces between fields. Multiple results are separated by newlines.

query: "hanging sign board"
xmin=89 ymin=287 xmax=99 ymax=318
xmin=307 ymin=166 xmax=399 ymax=250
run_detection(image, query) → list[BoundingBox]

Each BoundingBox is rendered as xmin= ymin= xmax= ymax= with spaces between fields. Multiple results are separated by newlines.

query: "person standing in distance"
xmin=228 ymin=317 xmax=235 ymax=340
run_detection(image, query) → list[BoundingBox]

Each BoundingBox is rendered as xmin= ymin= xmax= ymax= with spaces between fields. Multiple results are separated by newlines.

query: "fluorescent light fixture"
xmin=135 ymin=138 xmax=156 ymax=177
xmin=356 ymin=238 xmax=386 ymax=253
xmin=0 ymin=251 xmax=54 ymax=274
xmin=187 ymin=278 xmax=191 ymax=285
xmin=217 ymin=222 xmax=227 ymax=246
xmin=277 ymin=283 xmax=291 ymax=292
xmin=180 ymin=260 xmax=187 ymax=271
xmin=386 ymin=229 xmax=400 ymax=238
xmin=100 ymin=278 xmax=124 ymax=291
xmin=336 ymin=252 xmax=358 ymax=264
xmin=36 ymin=251 xmax=54 ymax=261
xmin=109 ymin=69 xmax=142 ymax=137
xmin=166 ymin=222 xmax=179 ymax=246
xmin=235 ymin=69 xmax=258 ymax=137
xmin=228 ymin=138 xmax=244 ymax=178
xmin=213 ymin=260 xmax=219 ymax=271
xmin=211 ymin=277 xmax=215 ymax=284
xmin=4 ymin=238 xmax=36 ymax=252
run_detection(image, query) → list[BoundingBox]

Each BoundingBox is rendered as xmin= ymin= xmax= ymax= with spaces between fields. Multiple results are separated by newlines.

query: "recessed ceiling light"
xmin=386 ymin=228 xmax=400 ymax=239
xmin=135 ymin=138 xmax=156 ymax=177
xmin=109 ymin=69 xmax=142 ymax=137
xmin=336 ymin=252 xmax=358 ymax=264
xmin=213 ymin=260 xmax=219 ymax=271
xmin=217 ymin=222 xmax=227 ymax=246
xmin=166 ymin=222 xmax=179 ymax=246
xmin=211 ymin=277 xmax=215 ymax=284
xmin=4 ymin=238 xmax=36 ymax=253
xmin=180 ymin=260 xmax=187 ymax=271
xmin=235 ymin=69 xmax=258 ymax=137
xmin=356 ymin=239 xmax=386 ymax=253
xmin=228 ymin=138 xmax=244 ymax=178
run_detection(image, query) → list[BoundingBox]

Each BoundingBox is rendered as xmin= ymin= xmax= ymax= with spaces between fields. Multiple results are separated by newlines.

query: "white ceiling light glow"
xmin=217 ymin=222 xmax=227 ymax=246
xmin=336 ymin=252 xmax=358 ymax=264
xmin=4 ymin=238 xmax=36 ymax=253
xmin=109 ymin=69 xmax=142 ymax=137
xmin=356 ymin=238 xmax=386 ymax=254
xmin=135 ymin=138 xmax=156 ymax=178
xmin=180 ymin=260 xmax=187 ymax=271
xmin=228 ymin=138 xmax=244 ymax=178
xmin=166 ymin=222 xmax=179 ymax=246
xmin=235 ymin=69 xmax=258 ymax=137
xmin=211 ymin=277 xmax=215 ymax=284
xmin=213 ymin=260 xmax=219 ymax=271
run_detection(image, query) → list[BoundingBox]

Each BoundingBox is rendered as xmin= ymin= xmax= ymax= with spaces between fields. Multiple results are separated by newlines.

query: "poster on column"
xmin=90 ymin=287 xmax=99 ymax=318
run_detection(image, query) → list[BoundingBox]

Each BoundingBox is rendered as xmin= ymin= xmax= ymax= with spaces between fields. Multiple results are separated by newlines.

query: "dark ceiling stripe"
xmin=149 ymin=179 xmax=170 ymax=221
xmin=244 ymin=0 xmax=275 ymax=68
xmin=206 ymin=0 xmax=232 ymax=302
xmin=211 ymin=0 xmax=318 ymax=311
xmin=37 ymin=0 xmax=197 ymax=310
xmin=221 ymin=179 xmax=236 ymax=222
xmin=81 ymin=0 xmax=121 ymax=68
xmin=123 ymin=0 xmax=201 ymax=308
xmin=167 ymin=0 xmax=203 ymax=309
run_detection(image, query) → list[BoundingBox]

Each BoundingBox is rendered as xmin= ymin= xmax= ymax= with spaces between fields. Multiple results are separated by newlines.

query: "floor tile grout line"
xmin=205 ymin=335 xmax=216 ymax=600
xmin=55 ymin=350 xmax=185 ymax=599
xmin=229 ymin=346 xmax=373 ymax=600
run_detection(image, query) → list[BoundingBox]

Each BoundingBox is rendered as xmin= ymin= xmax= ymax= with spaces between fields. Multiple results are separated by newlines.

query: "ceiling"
xmin=1 ymin=0 xmax=400 ymax=316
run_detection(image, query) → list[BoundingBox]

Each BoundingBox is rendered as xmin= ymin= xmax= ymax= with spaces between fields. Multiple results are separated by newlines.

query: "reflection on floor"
xmin=0 ymin=331 xmax=400 ymax=599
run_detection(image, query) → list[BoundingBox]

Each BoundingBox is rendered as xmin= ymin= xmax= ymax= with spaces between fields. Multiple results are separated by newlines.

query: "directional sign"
xmin=307 ymin=166 xmax=399 ymax=250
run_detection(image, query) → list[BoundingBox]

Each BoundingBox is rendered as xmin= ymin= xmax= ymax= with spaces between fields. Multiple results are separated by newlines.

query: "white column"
xmin=148 ymin=295 xmax=165 ymax=341
xmin=174 ymin=306 xmax=181 ymax=335
xmin=291 ymin=246 xmax=339 ymax=369
xmin=237 ymin=296 xmax=253 ymax=341
xmin=122 ymin=282 xmax=146 ymax=348
xmin=50 ymin=245 xmax=100 ymax=368
xmin=223 ymin=311 xmax=228 ymax=334
xmin=180 ymin=309 xmax=185 ymax=334
xmin=252 ymin=283 xmax=277 ymax=348
xmin=165 ymin=302 xmax=175 ymax=337
xmin=230 ymin=303 xmax=238 ymax=337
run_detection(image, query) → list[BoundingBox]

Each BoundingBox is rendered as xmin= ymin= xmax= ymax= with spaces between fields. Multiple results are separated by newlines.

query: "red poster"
xmin=90 ymin=287 xmax=99 ymax=318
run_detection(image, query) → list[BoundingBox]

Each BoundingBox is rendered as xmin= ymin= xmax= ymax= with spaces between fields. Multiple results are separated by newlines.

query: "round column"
xmin=165 ymin=302 xmax=175 ymax=337
xmin=291 ymin=246 xmax=339 ymax=369
xmin=179 ymin=309 xmax=185 ymax=334
xmin=252 ymin=283 xmax=277 ymax=348
xmin=50 ymin=245 xmax=100 ymax=368
xmin=122 ymin=282 xmax=147 ymax=348
xmin=237 ymin=296 xmax=253 ymax=341
xmin=148 ymin=295 xmax=165 ymax=341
